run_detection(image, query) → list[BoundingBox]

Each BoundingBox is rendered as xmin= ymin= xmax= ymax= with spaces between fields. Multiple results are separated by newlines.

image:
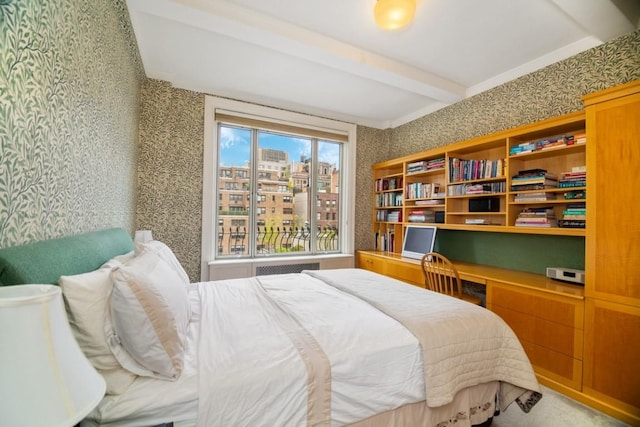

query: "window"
xmin=203 ymin=96 xmax=356 ymax=275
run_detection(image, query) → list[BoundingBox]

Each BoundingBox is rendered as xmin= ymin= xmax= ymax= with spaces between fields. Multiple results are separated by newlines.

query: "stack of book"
xmin=386 ymin=211 xmax=402 ymax=223
xmin=515 ymin=207 xmax=558 ymax=228
xmin=415 ymin=199 xmax=443 ymax=206
xmin=407 ymin=210 xmax=435 ymax=223
xmin=563 ymin=189 xmax=585 ymax=200
xmin=558 ymin=167 xmax=586 ymax=188
xmin=465 ymin=218 xmax=493 ymax=225
xmin=407 ymin=157 xmax=445 ymax=174
xmin=559 ymin=202 xmax=586 ymax=228
xmin=514 ymin=192 xmax=557 ymax=202
xmin=424 ymin=157 xmax=445 ymax=171
xmin=511 ymin=169 xmax=558 ymax=191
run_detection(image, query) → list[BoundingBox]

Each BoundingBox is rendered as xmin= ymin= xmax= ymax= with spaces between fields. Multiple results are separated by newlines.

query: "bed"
xmin=0 ymin=228 xmax=542 ymax=427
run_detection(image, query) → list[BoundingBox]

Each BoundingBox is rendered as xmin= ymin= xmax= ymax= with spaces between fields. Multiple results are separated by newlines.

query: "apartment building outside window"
xmin=215 ymin=122 xmax=343 ymax=258
xmin=203 ymin=96 xmax=356 ymax=276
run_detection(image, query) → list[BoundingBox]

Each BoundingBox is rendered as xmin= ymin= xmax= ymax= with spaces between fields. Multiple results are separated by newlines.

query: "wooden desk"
xmin=356 ymin=250 xmax=585 ymax=391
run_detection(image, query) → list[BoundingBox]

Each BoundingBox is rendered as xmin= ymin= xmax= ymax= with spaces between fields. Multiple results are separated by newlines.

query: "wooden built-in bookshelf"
xmin=372 ymin=111 xmax=587 ymax=254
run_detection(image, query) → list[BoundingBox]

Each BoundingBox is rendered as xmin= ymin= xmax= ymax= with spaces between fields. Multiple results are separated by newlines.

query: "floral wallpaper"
xmin=0 ymin=0 xmax=143 ymax=248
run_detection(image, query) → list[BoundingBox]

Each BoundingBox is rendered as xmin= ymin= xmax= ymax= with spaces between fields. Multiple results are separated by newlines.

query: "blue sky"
xmin=219 ymin=126 xmax=340 ymax=168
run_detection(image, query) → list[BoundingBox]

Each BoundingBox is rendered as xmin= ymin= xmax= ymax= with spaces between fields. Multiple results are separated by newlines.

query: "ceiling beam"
xmin=138 ymin=0 xmax=467 ymax=104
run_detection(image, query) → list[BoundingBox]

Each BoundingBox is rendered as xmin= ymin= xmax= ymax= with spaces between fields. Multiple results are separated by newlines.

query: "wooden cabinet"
xmin=357 ymin=251 xmax=423 ymax=287
xmin=371 ymin=111 xmax=587 ymax=256
xmin=582 ymin=80 xmax=640 ymax=425
xmin=356 ymin=251 xmax=387 ymax=276
xmin=365 ymin=80 xmax=639 ymax=425
xmin=487 ymin=281 xmax=584 ymax=390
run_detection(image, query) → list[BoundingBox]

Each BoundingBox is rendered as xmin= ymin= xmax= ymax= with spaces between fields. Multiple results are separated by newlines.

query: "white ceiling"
xmin=126 ymin=0 xmax=640 ymax=129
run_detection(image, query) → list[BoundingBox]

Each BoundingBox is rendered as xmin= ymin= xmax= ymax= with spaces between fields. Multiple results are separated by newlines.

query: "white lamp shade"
xmin=0 ymin=285 xmax=106 ymax=427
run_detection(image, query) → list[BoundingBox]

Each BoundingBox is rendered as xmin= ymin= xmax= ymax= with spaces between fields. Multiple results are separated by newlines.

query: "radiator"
xmin=255 ymin=262 xmax=320 ymax=276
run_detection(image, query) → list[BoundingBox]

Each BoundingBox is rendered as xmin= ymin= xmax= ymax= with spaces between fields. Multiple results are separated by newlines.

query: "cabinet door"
xmin=583 ymin=299 xmax=640 ymax=422
xmin=356 ymin=252 xmax=386 ymax=275
xmin=487 ymin=281 xmax=584 ymax=390
xmin=585 ymin=84 xmax=640 ymax=306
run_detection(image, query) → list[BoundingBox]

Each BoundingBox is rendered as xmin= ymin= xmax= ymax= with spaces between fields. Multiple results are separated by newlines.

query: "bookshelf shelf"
xmin=371 ymin=110 xmax=587 ymax=253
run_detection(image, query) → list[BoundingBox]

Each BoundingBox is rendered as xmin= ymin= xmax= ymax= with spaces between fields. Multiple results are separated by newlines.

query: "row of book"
xmin=406 ymin=182 xmax=442 ymax=200
xmin=511 ymin=168 xmax=557 ymax=191
xmin=558 ymin=167 xmax=586 ymax=188
xmin=375 ymin=177 xmax=403 ymax=192
xmin=375 ymin=209 xmax=402 ymax=222
xmin=515 ymin=206 xmax=557 ymax=228
xmin=375 ymin=192 xmax=403 ymax=207
xmin=407 ymin=210 xmax=435 ymax=223
xmin=448 ymin=181 xmax=506 ymax=196
xmin=509 ymin=133 xmax=586 ymax=156
xmin=514 ymin=203 xmax=586 ymax=228
xmin=559 ymin=202 xmax=585 ymax=228
xmin=407 ymin=157 xmax=445 ymax=174
xmin=449 ymin=158 xmax=505 ymax=183
xmin=374 ymin=229 xmax=395 ymax=252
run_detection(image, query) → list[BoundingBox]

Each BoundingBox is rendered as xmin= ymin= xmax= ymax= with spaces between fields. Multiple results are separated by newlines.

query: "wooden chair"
xmin=420 ymin=252 xmax=482 ymax=305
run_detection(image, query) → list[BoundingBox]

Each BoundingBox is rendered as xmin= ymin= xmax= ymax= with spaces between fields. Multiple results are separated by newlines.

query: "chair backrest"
xmin=420 ymin=252 xmax=463 ymax=298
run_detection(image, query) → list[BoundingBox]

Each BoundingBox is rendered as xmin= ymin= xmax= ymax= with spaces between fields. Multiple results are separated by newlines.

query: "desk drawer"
xmin=387 ymin=261 xmax=424 ymax=287
xmin=490 ymin=282 xmax=584 ymax=329
xmin=487 ymin=280 xmax=584 ymax=390
xmin=491 ymin=305 xmax=582 ymax=359
xmin=521 ymin=339 xmax=583 ymax=390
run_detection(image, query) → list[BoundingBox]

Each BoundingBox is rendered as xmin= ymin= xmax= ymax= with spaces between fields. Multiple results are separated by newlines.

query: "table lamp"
xmin=0 ymin=285 xmax=106 ymax=426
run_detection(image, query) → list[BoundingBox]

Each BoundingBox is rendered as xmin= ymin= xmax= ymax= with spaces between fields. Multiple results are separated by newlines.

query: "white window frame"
xmin=201 ymin=96 xmax=356 ymax=280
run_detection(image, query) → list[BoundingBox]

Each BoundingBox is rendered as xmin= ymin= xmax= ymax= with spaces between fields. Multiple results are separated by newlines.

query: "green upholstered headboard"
xmin=0 ymin=228 xmax=134 ymax=286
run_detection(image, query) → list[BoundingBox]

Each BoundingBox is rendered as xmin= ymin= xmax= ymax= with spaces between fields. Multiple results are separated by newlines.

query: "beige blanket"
xmin=303 ymin=268 xmax=542 ymax=412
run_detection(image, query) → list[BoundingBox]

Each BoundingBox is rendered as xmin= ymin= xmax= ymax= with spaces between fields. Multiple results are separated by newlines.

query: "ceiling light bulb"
xmin=374 ymin=0 xmax=416 ymax=30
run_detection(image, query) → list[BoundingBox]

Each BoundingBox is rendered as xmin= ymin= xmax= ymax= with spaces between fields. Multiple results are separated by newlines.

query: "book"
xmin=465 ymin=218 xmax=493 ymax=225
xmin=558 ymin=219 xmax=586 ymax=228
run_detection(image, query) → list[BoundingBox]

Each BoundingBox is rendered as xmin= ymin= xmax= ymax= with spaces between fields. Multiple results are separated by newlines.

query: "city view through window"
xmin=216 ymin=124 xmax=342 ymax=257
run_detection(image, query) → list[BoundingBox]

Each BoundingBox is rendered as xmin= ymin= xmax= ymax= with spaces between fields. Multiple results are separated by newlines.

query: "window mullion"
xmin=309 ymin=138 xmax=318 ymax=254
xmin=249 ymin=128 xmax=258 ymax=258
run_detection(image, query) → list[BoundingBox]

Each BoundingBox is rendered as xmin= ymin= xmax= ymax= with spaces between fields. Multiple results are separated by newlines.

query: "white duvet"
xmin=196 ymin=272 xmax=425 ymax=427
xmin=196 ymin=269 xmax=540 ymax=426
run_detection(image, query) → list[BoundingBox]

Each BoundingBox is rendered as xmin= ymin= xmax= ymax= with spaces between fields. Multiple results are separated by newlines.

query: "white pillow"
xmin=108 ymin=250 xmax=191 ymax=380
xmin=135 ymin=240 xmax=190 ymax=285
xmin=59 ymin=252 xmax=137 ymax=395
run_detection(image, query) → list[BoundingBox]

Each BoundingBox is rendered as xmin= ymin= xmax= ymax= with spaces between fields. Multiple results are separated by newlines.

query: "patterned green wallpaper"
xmin=136 ymin=80 xmax=205 ymax=281
xmin=0 ymin=0 xmax=143 ymax=248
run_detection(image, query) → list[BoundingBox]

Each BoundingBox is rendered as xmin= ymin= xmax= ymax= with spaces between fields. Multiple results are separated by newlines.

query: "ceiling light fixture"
xmin=374 ymin=0 xmax=416 ymax=30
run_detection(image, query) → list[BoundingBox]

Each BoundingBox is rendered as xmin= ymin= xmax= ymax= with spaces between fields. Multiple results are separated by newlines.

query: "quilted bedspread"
xmin=304 ymin=268 xmax=542 ymax=411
